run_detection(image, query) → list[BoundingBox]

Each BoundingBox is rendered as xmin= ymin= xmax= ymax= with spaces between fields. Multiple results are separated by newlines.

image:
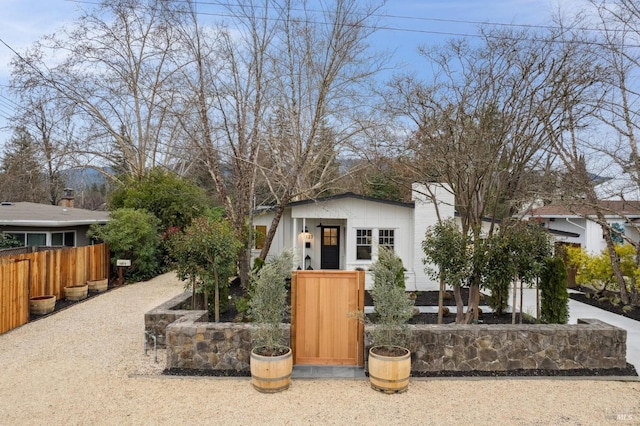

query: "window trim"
xmin=378 ymin=228 xmax=395 ymax=251
xmin=356 ymin=228 xmax=372 ymax=260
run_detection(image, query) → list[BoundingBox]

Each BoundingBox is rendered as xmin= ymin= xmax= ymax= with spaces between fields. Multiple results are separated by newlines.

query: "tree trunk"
xmin=437 ymin=277 xmax=444 ymax=325
xmin=464 ymin=285 xmax=480 ymax=324
xmin=600 ymin=219 xmax=630 ymax=305
xmin=259 ymin=201 xmax=289 ymax=261
xmin=238 ymin=248 xmax=251 ymax=292
xmin=214 ymin=270 xmax=219 ymax=323
xmin=519 ymin=279 xmax=524 ymax=324
xmin=512 ymin=275 xmax=518 ymax=325
xmin=536 ymin=277 xmax=540 ymax=323
xmin=192 ymin=278 xmax=197 ymax=310
xmin=454 ymin=285 xmax=464 ymax=324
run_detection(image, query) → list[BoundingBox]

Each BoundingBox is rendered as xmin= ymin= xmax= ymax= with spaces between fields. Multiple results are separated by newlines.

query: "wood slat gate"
xmin=291 ymin=270 xmax=364 ymax=366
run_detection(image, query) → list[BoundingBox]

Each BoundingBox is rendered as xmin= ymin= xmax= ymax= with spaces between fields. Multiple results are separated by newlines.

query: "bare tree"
xmin=10 ymin=91 xmax=75 ymax=205
xmin=568 ymin=0 xmax=640 ymax=305
xmin=173 ymin=0 xmax=385 ymax=286
xmin=386 ymin=24 xmax=603 ymax=323
xmin=253 ymin=0 xmax=386 ymax=260
xmin=10 ymin=0 xmax=187 ymax=182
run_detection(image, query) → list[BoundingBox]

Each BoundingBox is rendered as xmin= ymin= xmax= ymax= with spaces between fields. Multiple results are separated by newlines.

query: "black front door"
xmin=320 ymin=226 xmax=340 ymax=269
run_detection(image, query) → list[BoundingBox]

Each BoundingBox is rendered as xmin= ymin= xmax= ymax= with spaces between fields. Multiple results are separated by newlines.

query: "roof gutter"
xmin=0 ymin=219 xmax=108 ymax=227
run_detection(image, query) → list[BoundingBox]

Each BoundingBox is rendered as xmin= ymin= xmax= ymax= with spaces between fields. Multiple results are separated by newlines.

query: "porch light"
xmin=302 ymin=226 xmax=313 ymax=240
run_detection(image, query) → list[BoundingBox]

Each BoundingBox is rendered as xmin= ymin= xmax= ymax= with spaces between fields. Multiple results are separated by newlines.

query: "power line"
xmin=69 ymin=0 xmax=629 ymax=33
xmin=0 ymin=0 xmax=638 ymax=131
xmin=62 ymin=0 xmax=633 ymax=43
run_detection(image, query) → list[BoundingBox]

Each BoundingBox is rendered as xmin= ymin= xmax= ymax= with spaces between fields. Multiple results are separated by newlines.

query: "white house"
xmin=521 ymin=200 xmax=640 ymax=254
xmin=252 ymin=183 xmax=460 ymax=291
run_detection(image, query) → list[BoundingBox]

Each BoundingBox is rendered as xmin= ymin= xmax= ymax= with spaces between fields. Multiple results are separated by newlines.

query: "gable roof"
xmin=528 ymin=200 xmax=640 ymax=218
xmin=0 ymin=202 xmax=109 ymax=227
xmin=285 ymin=192 xmax=415 ymax=209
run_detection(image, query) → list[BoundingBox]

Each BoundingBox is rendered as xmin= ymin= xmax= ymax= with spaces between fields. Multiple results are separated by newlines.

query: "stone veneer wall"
xmin=148 ymin=293 xmax=627 ymax=373
xmin=375 ymin=319 xmax=626 ymax=372
xmin=165 ymin=317 xmax=290 ymax=372
xmin=144 ymin=292 xmax=208 ymax=348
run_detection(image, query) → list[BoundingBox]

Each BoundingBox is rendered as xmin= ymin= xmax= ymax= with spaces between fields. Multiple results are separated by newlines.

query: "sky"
xmin=0 ymin=0 xmax=583 ymax=149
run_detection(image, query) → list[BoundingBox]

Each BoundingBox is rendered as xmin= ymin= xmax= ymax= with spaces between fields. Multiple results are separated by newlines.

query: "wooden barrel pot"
xmin=87 ymin=278 xmax=108 ymax=293
xmin=29 ymin=295 xmax=56 ymax=315
xmin=368 ymin=346 xmax=411 ymax=394
xmin=250 ymin=347 xmax=293 ymax=393
xmin=64 ymin=284 xmax=88 ymax=301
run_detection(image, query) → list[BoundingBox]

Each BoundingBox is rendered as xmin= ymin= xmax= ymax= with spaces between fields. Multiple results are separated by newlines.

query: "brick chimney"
xmin=59 ymin=188 xmax=75 ymax=208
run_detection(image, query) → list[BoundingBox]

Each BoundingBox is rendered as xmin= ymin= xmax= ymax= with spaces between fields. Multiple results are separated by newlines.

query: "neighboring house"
xmin=253 ymin=183 xmax=482 ymax=291
xmin=0 ymin=200 xmax=109 ymax=248
xmin=522 ymin=201 xmax=640 ymax=254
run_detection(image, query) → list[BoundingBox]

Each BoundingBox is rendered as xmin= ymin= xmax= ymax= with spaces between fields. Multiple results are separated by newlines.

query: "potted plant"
xmin=248 ymin=250 xmax=294 ymax=393
xmin=367 ymin=246 xmax=414 ymax=393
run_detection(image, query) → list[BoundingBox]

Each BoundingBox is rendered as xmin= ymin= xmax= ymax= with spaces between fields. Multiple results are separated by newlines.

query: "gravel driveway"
xmin=0 ymin=272 xmax=638 ymax=425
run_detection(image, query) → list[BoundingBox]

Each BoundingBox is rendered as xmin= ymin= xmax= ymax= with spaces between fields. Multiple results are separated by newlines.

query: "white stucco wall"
xmin=411 ymin=183 xmax=455 ymax=291
xmin=252 ymin=183 xmax=469 ymax=292
xmin=543 ymin=218 xmax=586 ymax=246
xmin=251 ymin=197 xmax=416 ymax=277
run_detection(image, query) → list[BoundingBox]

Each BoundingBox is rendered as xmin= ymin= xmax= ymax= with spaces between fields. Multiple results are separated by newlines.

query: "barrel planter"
xmin=250 ymin=347 xmax=293 ymax=393
xmin=87 ymin=278 xmax=108 ymax=293
xmin=368 ymin=345 xmax=411 ymax=394
xmin=64 ymin=284 xmax=88 ymax=301
xmin=29 ymin=295 xmax=56 ymax=315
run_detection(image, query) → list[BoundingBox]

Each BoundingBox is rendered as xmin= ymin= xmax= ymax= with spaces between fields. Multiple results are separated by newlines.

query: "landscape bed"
xmin=569 ymin=287 xmax=640 ymax=322
xmin=145 ymin=291 xmax=637 ymax=378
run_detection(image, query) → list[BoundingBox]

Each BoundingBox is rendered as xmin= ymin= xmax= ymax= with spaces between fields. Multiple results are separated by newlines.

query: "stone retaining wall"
xmin=392 ymin=319 xmax=627 ymax=372
xmin=144 ymin=292 xmax=208 ymax=348
xmin=165 ymin=317 xmax=290 ymax=372
xmin=147 ymin=294 xmax=627 ymax=373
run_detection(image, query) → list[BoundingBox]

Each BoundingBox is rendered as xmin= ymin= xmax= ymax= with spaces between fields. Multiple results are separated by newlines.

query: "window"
xmin=27 ymin=233 xmax=47 ymax=246
xmin=5 ymin=232 xmax=25 ymax=245
xmin=323 ymin=227 xmax=338 ymax=246
xmin=254 ymin=225 xmax=267 ymax=250
xmin=4 ymin=232 xmax=47 ymax=247
xmin=356 ymin=229 xmax=372 ymax=260
xmin=2 ymin=231 xmax=76 ymax=247
xmin=52 ymin=231 xmax=75 ymax=247
xmin=379 ymin=229 xmax=395 ymax=251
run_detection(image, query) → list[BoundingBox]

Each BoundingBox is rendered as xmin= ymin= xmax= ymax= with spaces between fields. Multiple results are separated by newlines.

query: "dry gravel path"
xmin=1 ymin=272 xmax=639 ymax=425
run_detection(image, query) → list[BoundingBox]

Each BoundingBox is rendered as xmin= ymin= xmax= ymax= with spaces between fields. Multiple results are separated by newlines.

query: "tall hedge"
xmin=539 ymin=257 xmax=569 ymax=324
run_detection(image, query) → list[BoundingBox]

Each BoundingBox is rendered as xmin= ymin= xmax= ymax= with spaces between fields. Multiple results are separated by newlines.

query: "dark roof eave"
xmin=255 ymin=192 xmax=415 ymax=213
xmin=453 ymin=211 xmax=501 ymax=224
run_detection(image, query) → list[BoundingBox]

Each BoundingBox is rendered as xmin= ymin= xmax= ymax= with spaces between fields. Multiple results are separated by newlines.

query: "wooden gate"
xmin=291 ymin=270 xmax=364 ymax=366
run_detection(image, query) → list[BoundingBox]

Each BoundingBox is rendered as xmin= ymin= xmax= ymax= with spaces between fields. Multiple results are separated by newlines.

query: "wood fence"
xmin=0 ymin=244 xmax=110 ymax=334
